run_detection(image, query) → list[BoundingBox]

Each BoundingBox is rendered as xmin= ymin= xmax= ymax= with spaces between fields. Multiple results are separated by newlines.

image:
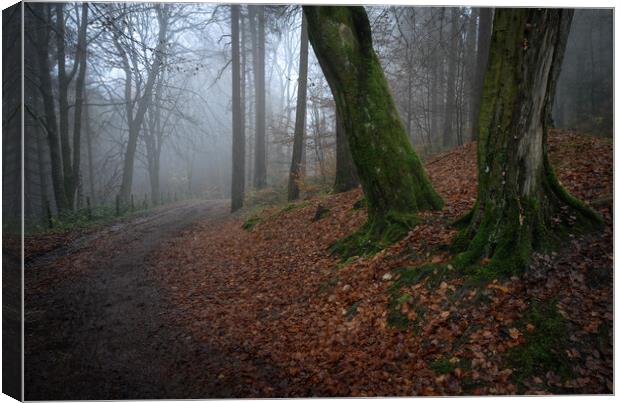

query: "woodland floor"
xmin=24 ymin=130 xmax=612 ymax=398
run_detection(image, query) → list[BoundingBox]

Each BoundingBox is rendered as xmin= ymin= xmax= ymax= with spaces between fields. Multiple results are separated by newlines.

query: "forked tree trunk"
xmin=303 ymin=6 xmax=442 ymax=255
xmin=454 ymin=8 xmax=601 ymax=273
xmin=287 ymin=13 xmax=309 ymax=201
xmin=333 ymin=110 xmax=358 ymax=193
xmin=118 ymin=5 xmax=169 ymax=205
xmin=230 ymin=5 xmax=245 ymax=212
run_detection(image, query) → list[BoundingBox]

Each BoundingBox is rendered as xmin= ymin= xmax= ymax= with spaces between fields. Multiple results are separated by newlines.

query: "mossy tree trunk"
xmin=469 ymin=8 xmax=493 ymax=141
xmin=454 ymin=9 xmax=601 ymax=273
xmin=303 ymin=6 xmax=442 ymax=255
xmin=333 ymin=109 xmax=358 ymax=193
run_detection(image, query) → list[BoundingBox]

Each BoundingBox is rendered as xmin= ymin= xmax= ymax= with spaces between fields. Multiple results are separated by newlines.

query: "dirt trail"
xmin=25 ymin=200 xmax=229 ymax=400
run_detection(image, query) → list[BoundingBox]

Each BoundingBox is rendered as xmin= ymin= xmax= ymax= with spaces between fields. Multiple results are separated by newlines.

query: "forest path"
xmin=24 ymin=199 xmax=230 ymax=400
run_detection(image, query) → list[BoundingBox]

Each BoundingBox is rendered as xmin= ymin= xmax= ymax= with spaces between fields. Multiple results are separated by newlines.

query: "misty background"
xmin=7 ymin=4 xmax=612 ymax=230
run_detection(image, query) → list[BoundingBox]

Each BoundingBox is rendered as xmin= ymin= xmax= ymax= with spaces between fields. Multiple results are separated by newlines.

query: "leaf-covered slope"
xmin=153 ymin=130 xmax=612 ymax=396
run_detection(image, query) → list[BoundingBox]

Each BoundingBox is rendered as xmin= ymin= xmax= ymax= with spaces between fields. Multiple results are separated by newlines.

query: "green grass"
xmin=241 ymin=200 xmax=312 ymax=231
xmin=281 ymin=200 xmax=311 ymax=212
xmin=25 ymin=205 xmax=146 ymax=235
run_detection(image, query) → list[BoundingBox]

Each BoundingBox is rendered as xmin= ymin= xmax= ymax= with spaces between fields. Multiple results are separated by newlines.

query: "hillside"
xmin=152 ymin=130 xmax=612 ymax=396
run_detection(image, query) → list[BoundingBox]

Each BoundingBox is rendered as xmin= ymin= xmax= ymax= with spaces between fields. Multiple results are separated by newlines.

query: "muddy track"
xmin=25 ymin=200 xmax=229 ymax=400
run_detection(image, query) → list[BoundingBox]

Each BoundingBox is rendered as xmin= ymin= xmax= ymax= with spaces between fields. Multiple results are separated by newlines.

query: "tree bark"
xmin=333 ymin=109 xmax=358 ymax=192
xmin=304 ymin=6 xmax=442 ymax=255
xmin=469 ymin=7 xmax=493 ymax=141
xmin=252 ymin=6 xmax=267 ymax=189
xmin=287 ymin=13 xmax=309 ymax=201
xmin=71 ymin=3 xmax=89 ymax=209
xmin=118 ymin=4 xmax=169 ymax=205
xmin=230 ymin=5 xmax=245 ymax=212
xmin=34 ymin=4 xmax=68 ymax=211
xmin=454 ymin=8 xmax=601 ymax=273
xmin=55 ymin=4 xmax=76 ymax=208
xmin=84 ymin=91 xmax=96 ymax=204
xmin=430 ymin=9 xmax=444 ymax=147
xmin=464 ymin=8 xmax=478 ymax=138
xmin=442 ymin=8 xmax=459 ymax=149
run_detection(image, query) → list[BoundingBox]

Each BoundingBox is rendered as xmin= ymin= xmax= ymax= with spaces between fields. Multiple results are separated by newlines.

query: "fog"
xmin=15 ymin=4 xmax=612 ymax=229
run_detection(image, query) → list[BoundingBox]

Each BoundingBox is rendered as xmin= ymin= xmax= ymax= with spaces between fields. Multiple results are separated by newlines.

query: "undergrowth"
xmin=26 ymin=205 xmax=145 ymax=235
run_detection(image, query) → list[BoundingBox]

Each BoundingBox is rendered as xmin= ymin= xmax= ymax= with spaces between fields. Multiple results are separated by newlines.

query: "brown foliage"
xmin=153 ymin=131 xmax=612 ymax=396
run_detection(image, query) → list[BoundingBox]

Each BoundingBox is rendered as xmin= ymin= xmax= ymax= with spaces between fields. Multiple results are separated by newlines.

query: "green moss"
xmin=430 ymin=358 xmax=455 ymax=375
xmin=242 ymin=216 xmax=262 ymax=231
xmin=344 ymin=300 xmax=361 ymax=320
xmin=387 ymin=300 xmax=426 ymax=330
xmin=385 ymin=265 xmax=451 ymax=330
xmin=352 ymin=197 xmax=366 ymax=210
xmin=281 ymin=200 xmax=311 ymax=213
xmin=452 ymin=9 xmax=602 ymax=277
xmin=396 ymin=293 xmax=413 ymax=305
xmin=330 ymin=210 xmax=422 ymax=259
xmin=454 ymin=186 xmax=601 ymax=276
xmin=304 ymin=6 xmax=443 ymax=260
xmin=506 ymin=300 xmax=573 ymax=388
xmin=391 ymin=264 xmax=459 ymax=293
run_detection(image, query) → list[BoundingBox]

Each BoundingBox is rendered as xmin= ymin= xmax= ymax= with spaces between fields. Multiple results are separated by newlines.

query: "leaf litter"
xmin=153 ymin=130 xmax=612 ymax=396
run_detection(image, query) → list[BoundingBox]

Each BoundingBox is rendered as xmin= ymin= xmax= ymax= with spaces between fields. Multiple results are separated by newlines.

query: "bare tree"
xmin=251 ymin=6 xmax=267 ymax=189
xmin=287 ymin=13 xmax=308 ymax=201
xmin=113 ymin=4 xmax=171 ymax=205
xmin=230 ymin=5 xmax=245 ymax=212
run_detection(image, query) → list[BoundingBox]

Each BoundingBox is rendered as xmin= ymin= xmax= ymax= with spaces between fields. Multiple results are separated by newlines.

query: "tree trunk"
xmin=469 ymin=7 xmax=493 ymax=141
xmin=242 ymin=9 xmax=250 ymax=188
xmin=287 ymin=13 xmax=309 ymax=201
xmin=71 ymin=3 xmax=89 ymax=209
xmin=149 ymin=154 xmax=160 ymax=207
xmin=118 ymin=5 xmax=169 ymax=205
xmin=464 ymin=8 xmax=478 ymax=137
xmin=454 ymin=8 xmax=601 ymax=273
xmin=34 ymin=4 xmax=68 ymax=211
xmin=84 ymin=92 xmax=96 ymax=204
xmin=230 ymin=5 xmax=245 ymax=212
xmin=304 ymin=6 xmax=442 ymax=256
xmin=430 ymin=9 xmax=445 ymax=147
xmin=56 ymin=4 xmax=75 ymax=208
xmin=442 ymin=8 xmax=459 ymax=149
xmin=333 ymin=109 xmax=358 ymax=192
xmin=253 ymin=6 xmax=267 ymax=189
